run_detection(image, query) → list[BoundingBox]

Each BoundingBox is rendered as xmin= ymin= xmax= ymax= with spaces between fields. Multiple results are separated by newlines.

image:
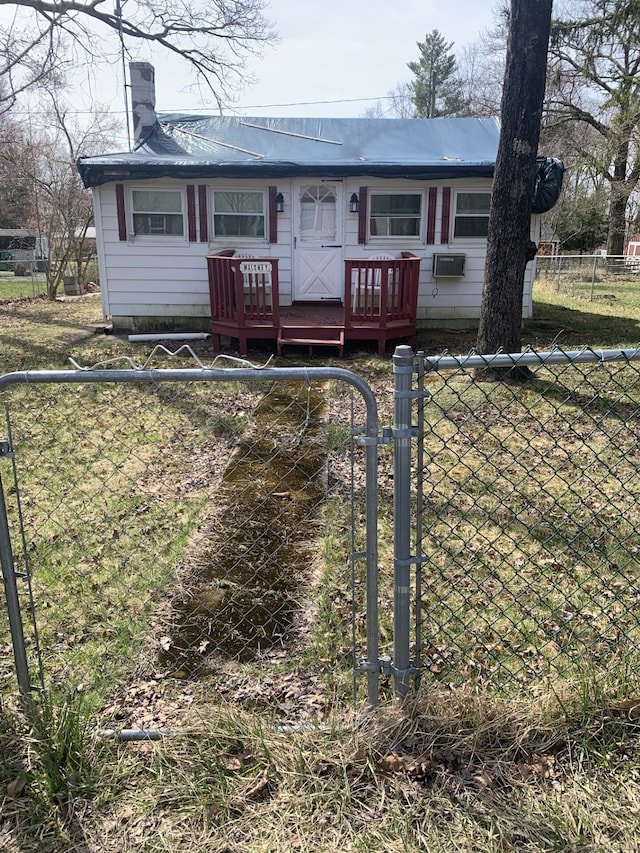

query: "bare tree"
xmin=4 ymin=91 xmax=120 ymax=297
xmin=0 ymin=112 xmax=35 ymax=226
xmin=457 ymin=42 xmax=504 ymax=118
xmin=362 ymin=83 xmax=414 ymax=118
xmin=0 ymin=0 xmax=276 ymax=108
xmin=547 ymin=0 xmax=640 ymax=255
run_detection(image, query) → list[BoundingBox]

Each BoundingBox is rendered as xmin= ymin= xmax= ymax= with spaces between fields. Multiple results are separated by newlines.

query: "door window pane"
xmin=299 ymin=184 xmax=337 ymax=241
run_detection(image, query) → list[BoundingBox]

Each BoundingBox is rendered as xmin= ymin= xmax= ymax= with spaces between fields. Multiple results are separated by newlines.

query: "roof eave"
xmin=77 ymin=159 xmax=496 ymax=189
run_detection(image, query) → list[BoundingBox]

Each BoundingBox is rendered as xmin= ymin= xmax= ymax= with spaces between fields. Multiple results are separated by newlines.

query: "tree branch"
xmin=0 ymin=0 xmax=276 ymax=104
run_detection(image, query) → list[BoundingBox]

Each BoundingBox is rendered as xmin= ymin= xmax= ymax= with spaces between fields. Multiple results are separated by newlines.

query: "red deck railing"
xmin=207 ymin=251 xmax=280 ymax=353
xmin=207 ymin=250 xmax=420 ymax=355
xmin=344 ymin=252 xmax=421 ymax=352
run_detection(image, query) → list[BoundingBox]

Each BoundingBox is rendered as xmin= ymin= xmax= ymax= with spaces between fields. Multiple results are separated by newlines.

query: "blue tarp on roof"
xmin=77 ymin=115 xmax=501 ymax=188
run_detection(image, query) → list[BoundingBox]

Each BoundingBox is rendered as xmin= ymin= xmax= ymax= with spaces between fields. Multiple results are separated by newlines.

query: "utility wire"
xmin=7 ymin=93 xmax=400 ymax=119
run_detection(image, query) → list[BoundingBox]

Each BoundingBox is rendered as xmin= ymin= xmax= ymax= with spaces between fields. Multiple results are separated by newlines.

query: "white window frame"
xmin=453 ymin=191 xmax=492 ymax=240
xmin=211 ymin=188 xmax=267 ymax=243
xmin=129 ymin=186 xmax=187 ymax=240
xmin=368 ymin=191 xmax=423 ymax=241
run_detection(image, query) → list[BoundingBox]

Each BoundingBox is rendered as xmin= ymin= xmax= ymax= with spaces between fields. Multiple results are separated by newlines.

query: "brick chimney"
xmin=129 ymin=61 xmax=157 ymax=146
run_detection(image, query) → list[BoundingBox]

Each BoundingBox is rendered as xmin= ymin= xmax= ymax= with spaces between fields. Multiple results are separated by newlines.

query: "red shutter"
xmin=269 ymin=186 xmax=278 ymax=243
xmin=441 ymin=187 xmax=451 ymax=244
xmin=116 ymin=184 xmax=127 ymax=241
xmin=426 ymin=187 xmax=437 ymax=244
xmin=198 ymin=185 xmax=208 ymax=242
xmin=186 ymin=185 xmax=197 ymax=242
xmin=357 ymin=186 xmax=368 ymax=245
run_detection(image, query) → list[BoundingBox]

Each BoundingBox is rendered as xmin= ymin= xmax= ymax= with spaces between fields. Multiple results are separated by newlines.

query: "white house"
xmin=77 ymin=63 xmax=556 ymax=353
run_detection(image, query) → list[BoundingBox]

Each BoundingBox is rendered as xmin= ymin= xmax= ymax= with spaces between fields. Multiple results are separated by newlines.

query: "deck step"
xmin=277 ymin=327 xmax=345 ymax=356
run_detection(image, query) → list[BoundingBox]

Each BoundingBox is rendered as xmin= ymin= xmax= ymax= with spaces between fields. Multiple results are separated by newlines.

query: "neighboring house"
xmin=77 ymin=62 xmax=547 ymax=353
xmin=0 ymin=229 xmax=49 ymax=274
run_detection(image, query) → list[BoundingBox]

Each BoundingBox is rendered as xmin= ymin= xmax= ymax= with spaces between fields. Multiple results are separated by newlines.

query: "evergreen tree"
xmin=408 ymin=31 xmax=469 ymax=118
xmin=555 ymin=190 xmax=608 ymax=253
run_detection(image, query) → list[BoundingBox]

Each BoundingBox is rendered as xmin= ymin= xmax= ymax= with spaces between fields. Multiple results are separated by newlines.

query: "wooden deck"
xmin=207 ymin=251 xmax=421 ymax=357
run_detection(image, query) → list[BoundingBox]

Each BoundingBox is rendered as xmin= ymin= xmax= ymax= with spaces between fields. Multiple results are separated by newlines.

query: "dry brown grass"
xmin=2 ymin=294 xmax=640 ymax=851
xmin=5 ymin=682 xmax=639 ymax=851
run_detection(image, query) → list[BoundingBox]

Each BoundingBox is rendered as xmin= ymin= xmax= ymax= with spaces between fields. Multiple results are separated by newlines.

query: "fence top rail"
xmin=538 ymin=254 xmax=632 ymax=260
xmin=421 ymin=346 xmax=640 ymax=373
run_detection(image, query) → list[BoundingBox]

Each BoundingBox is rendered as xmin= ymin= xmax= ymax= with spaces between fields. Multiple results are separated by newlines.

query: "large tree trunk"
xmin=608 ymin=190 xmax=628 ymax=256
xmin=476 ymin=0 xmax=552 ymax=357
xmin=607 ymin=139 xmax=632 ymax=256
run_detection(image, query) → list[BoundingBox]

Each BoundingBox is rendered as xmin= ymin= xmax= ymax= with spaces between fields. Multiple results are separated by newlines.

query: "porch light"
xmin=275 ymin=192 xmax=284 ymax=213
xmin=349 ymin=192 xmax=359 ymax=213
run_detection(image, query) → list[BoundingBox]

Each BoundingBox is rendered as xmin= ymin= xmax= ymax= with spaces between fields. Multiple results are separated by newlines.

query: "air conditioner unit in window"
xmin=433 ymin=253 xmax=466 ymax=277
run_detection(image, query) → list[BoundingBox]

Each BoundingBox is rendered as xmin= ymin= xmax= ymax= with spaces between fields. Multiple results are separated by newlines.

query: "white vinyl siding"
xmin=93 ymin=177 xmax=536 ymax=330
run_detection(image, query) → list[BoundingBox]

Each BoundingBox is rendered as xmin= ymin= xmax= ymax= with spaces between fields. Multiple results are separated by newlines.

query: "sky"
xmin=72 ymin=0 xmax=501 ymax=147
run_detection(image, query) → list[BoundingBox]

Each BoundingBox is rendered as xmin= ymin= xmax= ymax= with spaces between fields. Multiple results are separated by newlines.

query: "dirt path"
xmin=160 ymin=380 xmax=327 ymax=674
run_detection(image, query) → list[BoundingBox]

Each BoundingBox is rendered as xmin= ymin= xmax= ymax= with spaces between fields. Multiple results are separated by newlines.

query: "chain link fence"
xmin=399 ymin=347 xmax=640 ymax=696
xmin=0 ymin=266 xmax=48 ymax=298
xmin=3 ymin=346 xmax=640 ymax=715
xmin=0 ymin=359 xmax=379 ymax=726
xmin=535 ymin=253 xmax=640 ymax=300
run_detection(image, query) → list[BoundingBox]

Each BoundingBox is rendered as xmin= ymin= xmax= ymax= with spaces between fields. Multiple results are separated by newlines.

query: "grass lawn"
xmin=0 ymin=272 xmax=48 ymax=301
xmin=2 ymin=284 xmax=640 ymax=851
xmin=527 ymin=274 xmax=640 ymax=349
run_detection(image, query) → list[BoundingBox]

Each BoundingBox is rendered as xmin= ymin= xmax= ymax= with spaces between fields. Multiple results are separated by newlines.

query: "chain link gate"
xmin=390 ymin=345 xmax=640 ymax=699
xmin=7 ymin=345 xmax=640 ymax=715
xmin=0 ymin=360 xmax=382 ymax=728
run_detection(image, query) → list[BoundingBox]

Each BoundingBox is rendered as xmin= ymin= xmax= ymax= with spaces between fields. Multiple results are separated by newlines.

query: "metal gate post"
xmin=392 ymin=345 xmax=415 ymax=698
xmin=364 ymin=425 xmax=380 ymax=707
xmin=0 ymin=473 xmax=31 ymax=698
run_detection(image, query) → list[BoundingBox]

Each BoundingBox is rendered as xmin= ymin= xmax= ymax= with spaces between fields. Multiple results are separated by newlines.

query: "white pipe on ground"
xmin=128 ymin=332 xmax=211 ymax=342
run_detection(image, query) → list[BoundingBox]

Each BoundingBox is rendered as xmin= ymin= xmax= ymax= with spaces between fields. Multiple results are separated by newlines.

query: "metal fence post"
xmin=0 ymin=473 xmax=31 ymax=698
xmin=392 ymin=345 xmax=415 ymax=698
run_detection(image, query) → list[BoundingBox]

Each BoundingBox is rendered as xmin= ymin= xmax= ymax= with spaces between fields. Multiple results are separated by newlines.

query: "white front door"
xmin=293 ymin=181 xmax=343 ymax=301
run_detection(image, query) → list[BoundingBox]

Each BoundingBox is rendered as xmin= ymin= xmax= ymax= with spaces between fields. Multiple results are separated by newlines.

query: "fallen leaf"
xmin=6 ymin=776 xmax=26 ymax=798
xmin=473 ymin=770 xmax=494 ymax=790
xmin=223 ymin=749 xmax=255 ymax=772
xmin=518 ymin=755 xmax=557 ymax=780
xmin=116 ymin=804 xmax=136 ymax=821
xmin=610 ymin=698 xmax=640 ymax=717
xmin=244 ymin=770 xmax=272 ymax=800
xmin=378 ymin=754 xmax=410 ymax=773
